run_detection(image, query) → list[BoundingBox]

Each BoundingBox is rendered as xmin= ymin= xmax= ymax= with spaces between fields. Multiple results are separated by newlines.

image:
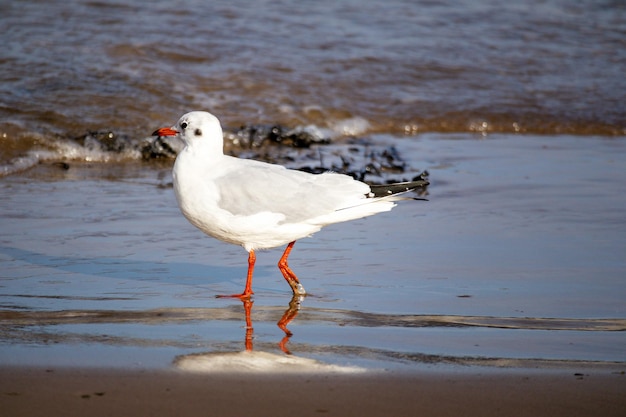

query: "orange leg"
xmin=216 ymin=250 xmax=256 ymax=299
xmin=278 ymin=241 xmax=306 ymax=296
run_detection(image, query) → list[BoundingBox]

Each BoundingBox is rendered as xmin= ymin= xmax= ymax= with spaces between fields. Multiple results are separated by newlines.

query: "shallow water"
xmin=1 ymin=134 xmax=624 ymax=371
xmin=1 ymin=0 xmax=624 ymax=372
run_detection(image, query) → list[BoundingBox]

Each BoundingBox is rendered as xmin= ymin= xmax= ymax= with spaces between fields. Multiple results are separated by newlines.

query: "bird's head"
xmin=152 ymin=111 xmax=224 ymax=151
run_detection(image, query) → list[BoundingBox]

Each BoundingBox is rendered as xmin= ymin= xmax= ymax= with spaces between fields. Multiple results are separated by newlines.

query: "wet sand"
xmin=1 ymin=366 xmax=624 ymax=417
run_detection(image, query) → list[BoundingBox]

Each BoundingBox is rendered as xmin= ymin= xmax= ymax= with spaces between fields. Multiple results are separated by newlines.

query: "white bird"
xmin=153 ymin=111 xmax=427 ymax=298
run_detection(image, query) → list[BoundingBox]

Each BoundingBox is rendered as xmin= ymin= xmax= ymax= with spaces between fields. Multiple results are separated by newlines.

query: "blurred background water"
xmin=1 ymin=0 xmax=624 ymax=167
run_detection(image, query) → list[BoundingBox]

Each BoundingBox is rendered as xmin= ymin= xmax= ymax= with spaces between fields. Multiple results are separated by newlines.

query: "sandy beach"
xmin=2 ymin=2 xmax=625 ymax=415
xmin=1 ymin=366 xmax=624 ymax=417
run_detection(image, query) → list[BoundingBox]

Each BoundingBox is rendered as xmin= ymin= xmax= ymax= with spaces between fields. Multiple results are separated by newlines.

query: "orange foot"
xmin=215 ymin=290 xmax=253 ymax=299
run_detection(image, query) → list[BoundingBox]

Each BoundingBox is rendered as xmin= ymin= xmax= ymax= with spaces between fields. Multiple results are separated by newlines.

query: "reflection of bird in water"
xmin=153 ymin=111 xmax=428 ymax=299
xmin=241 ymin=295 xmax=302 ymax=354
xmin=174 ymin=296 xmax=364 ymax=374
xmin=277 ymin=297 xmax=302 ymax=354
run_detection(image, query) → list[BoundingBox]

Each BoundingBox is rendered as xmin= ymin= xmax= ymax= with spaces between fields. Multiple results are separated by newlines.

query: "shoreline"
xmin=1 ymin=365 xmax=624 ymax=417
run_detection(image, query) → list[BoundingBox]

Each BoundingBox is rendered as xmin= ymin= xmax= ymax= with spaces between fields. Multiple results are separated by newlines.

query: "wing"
xmin=213 ymin=161 xmax=371 ymax=224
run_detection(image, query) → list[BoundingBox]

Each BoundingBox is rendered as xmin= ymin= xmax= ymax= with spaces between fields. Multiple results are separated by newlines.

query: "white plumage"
xmin=153 ymin=111 xmax=426 ymax=298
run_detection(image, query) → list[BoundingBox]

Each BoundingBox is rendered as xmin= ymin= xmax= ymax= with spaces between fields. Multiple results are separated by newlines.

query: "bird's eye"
xmin=194 ymin=128 xmax=202 ymax=136
xmin=180 ymin=122 xmax=188 ymax=129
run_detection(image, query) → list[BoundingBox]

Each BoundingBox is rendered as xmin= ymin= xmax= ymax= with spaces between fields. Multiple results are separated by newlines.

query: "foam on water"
xmin=1 ymin=0 xmax=624 ymax=170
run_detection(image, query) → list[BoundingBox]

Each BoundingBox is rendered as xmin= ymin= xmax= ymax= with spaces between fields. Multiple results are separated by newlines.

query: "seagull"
xmin=153 ymin=111 xmax=428 ymax=298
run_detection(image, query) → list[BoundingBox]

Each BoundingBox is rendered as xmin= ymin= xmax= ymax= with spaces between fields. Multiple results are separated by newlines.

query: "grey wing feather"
xmin=214 ymin=164 xmax=368 ymax=223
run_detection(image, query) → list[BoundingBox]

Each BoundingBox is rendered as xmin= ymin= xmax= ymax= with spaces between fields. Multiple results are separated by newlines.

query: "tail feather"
xmin=331 ymin=176 xmax=429 ymax=220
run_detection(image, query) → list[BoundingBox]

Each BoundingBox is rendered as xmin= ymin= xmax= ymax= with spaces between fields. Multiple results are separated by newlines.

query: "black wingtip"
xmin=368 ymin=178 xmax=429 ymax=198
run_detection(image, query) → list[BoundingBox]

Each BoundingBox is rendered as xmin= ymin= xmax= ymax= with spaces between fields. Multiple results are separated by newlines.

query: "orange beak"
xmin=152 ymin=127 xmax=178 ymax=137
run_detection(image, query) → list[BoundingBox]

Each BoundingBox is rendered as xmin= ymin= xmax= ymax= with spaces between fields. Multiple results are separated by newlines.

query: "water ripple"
xmin=1 ymin=307 xmax=623 ymax=332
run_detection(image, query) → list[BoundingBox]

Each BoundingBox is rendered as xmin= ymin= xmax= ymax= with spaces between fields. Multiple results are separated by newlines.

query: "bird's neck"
xmin=183 ymin=140 xmax=224 ymax=161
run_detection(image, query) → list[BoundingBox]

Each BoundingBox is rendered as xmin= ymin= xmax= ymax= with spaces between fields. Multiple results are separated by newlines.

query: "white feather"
xmin=169 ymin=111 xmax=406 ymax=251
